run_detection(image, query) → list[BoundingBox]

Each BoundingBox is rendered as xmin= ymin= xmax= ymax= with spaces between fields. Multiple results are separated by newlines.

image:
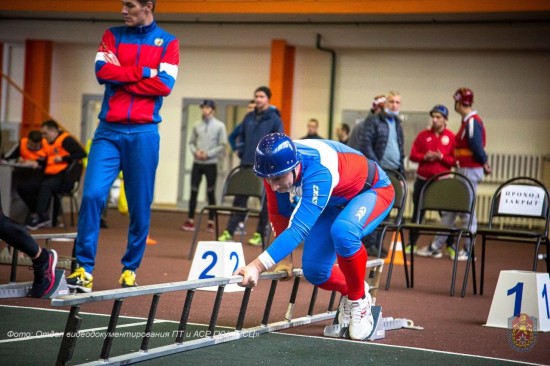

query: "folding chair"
xmin=386 ymin=171 xmax=477 ymax=297
xmin=187 ymin=164 xmax=265 ymax=259
xmin=53 ymin=160 xmax=83 ymax=228
xmin=473 ymin=177 xmax=550 ymax=296
xmin=367 ymin=169 xmax=409 ymax=290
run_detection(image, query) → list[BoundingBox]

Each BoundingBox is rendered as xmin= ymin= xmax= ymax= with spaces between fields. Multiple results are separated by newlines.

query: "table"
xmin=0 ymin=162 xmax=40 ymax=222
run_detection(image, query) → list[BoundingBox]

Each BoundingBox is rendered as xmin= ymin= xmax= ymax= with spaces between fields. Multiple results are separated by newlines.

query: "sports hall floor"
xmin=0 ymin=209 xmax=548 ymax=365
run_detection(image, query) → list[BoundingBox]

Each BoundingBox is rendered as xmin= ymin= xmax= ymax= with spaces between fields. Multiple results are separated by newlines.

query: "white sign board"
xmin=498 ymin=185 xmax=544 ymax=216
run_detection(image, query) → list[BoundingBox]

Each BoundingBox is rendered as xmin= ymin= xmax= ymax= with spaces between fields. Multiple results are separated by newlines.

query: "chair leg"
xmin=480 ymin=236 xmax=486 ymax=295
xmin=461 ymin=235 xmax=477 ymax=297
xmin=450 ymin=232 xmax=466 ymax=297
xmin=385 ymin=232 xmax=398 ymax=290
xmin=409 ymin=236 xmax=414 ymax=289
xmin=471 ymin=243 xmax=477 ymax=295
xmin=377 ymin=227 xmax=388 ymax=258
xmin=70 ymin=196 xmax=77 ymax=227
xmin=533 ymin=238 xmax=542 ymax=271
xmin=402 ymin=233 xmax=410 ymax=288
xmin=385 ymin=229 xmax=407 ymax=290
xmin=188 ymin=209 xmax=206 ymax=259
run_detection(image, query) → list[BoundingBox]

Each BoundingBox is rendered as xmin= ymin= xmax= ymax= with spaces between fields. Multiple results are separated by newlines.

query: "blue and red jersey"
xmin=454 ymin=111 xmax=487 ymax=168
xmin=264 ymin=139 xmax=391 ymax=263
xmin=95 ymin=21 xmax=179 ymax=125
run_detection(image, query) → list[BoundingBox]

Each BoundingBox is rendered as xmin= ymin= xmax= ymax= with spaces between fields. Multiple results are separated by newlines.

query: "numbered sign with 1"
xmin=485 ymin=270 xmax=550 ymax=331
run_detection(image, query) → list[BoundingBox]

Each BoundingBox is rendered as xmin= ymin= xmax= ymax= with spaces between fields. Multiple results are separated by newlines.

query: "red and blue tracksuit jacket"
xmin=259 ymin=140 xmax=395 ymax=285
xmin=95 ymin=21 xmax=179 ymax=125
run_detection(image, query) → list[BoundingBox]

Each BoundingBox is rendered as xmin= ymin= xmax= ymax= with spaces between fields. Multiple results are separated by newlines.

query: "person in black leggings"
xmin=0 ymin=192 xmax=57 ymax=297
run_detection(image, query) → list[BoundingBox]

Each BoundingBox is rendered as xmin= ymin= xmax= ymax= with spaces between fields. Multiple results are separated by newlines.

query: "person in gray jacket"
xmin=349 ymin=91 xmax=405 ymax=257
xmin=181 ymin=99 xmax=227 ymax=232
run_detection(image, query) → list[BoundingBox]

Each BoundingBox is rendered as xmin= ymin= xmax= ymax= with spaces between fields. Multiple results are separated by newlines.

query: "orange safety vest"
xmin=44 ymin=131 xmax=71 ymax=175
xmin=19 ymin=137 xmax=47 ymax=161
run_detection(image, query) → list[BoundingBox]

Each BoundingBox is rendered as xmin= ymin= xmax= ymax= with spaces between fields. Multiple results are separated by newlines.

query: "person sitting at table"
xmin=3 ymin=130 xmax=47 ymax=170
xmin=18 ymin=120 xmax=86 ymax=230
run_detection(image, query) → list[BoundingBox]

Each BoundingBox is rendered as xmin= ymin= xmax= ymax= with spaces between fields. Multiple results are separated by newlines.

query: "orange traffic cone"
xmin=384 ymin=232 xmax=409 ymax=265
xmin=146 ymin=235 xmax=158 ymax=245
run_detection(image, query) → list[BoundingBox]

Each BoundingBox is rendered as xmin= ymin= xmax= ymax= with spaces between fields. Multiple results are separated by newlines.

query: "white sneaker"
xmin=447 ymin=247 xmax=468 ymax=261
xmin=416 ymin=245 xmax=443 ymax=259
xmin=337 ymin=295 xmax=351 ymax=326
xmin=348 ymin=282 xmax=374 ymax=340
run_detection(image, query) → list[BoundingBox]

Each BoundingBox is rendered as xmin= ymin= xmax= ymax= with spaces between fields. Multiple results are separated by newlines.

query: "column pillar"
xmin=21 ymin=40 xmax=52 ymax=137
xmin=269 ymin=39 xmax=295 ymax=134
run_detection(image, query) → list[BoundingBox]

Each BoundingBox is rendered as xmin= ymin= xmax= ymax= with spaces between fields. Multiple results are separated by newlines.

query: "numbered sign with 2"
xmin=188 ymin=241 xmax=246 ymax=292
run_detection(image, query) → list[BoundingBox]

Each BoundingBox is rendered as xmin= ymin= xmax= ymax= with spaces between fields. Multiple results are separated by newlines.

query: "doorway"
xmin=177 ymin=98 xmax=251 ymax=211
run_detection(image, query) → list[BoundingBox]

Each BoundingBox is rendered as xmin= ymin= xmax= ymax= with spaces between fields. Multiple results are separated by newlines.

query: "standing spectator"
xmin=218 ymin=86 xmax=284 ymax=246
xmin=369 ymin=94 xmax=387 ymax=116
xmin=335 ymin=123 xmax=350 ymax=145
xmin=349 ymin=91 xmax=405 ymax=257
xmin=181 ymin=99 xmax=227 ymax=232
xmin=235 ymin=133 xmax=394 ymax=340
xmin=301 ymin=118 xmax=323 ymax=139
xmin=4 ymin=130 xmax=47 ymax=170
xmin=67 ymin=0 xmax=179 ymax=293
xmin=348 ymin=94 xmax=385 ymax=157
xmin=407 ymin=105 xmax=456 ymax=258
xmin=431 ymin=88 xmax=491 ymax=261
xmin=18 ymin=120 xmax=86 ymax=230
xmin=228 ymin=99 xmax=255 ymax=156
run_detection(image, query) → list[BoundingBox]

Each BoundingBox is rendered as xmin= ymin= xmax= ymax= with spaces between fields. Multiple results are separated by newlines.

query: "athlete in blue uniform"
xmin=235 ymin=133 xmax=394 ymax=340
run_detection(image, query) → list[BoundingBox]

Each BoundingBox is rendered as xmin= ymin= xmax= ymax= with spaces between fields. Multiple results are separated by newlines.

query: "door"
xmin=177 ymin=99 xmax=251 ymax=211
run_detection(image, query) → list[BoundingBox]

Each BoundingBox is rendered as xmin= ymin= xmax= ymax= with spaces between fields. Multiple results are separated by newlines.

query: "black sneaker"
xmin=26 ymin=214 xmax=51 ymax=231
xmin=29 ymin=249 xmax=58 ymax=298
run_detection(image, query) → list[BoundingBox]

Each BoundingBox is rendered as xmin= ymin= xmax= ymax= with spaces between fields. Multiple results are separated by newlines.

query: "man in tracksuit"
xmin=235 ymin=133 xmax=394 ymax=340
xmin=67 ymin=0 xmax=179 ymax=292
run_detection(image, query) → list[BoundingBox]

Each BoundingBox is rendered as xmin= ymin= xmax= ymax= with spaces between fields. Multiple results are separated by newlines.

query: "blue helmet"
xmin=253 ymin=133 xmax=300 ymax=178
xmin=430 ymin=104 xmax=449 ymax=120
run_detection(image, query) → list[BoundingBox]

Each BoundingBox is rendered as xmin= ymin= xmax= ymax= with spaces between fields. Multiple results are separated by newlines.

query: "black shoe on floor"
xmin=26 ymin=214 xmax=51 ymax=231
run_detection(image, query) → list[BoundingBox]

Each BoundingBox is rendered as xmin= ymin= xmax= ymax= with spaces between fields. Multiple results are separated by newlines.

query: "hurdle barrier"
xmin=51 ymin=259 xmax=384 ymax=365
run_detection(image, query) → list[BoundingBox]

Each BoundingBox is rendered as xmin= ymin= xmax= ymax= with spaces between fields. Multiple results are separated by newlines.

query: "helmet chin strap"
xmin=291 ymin=163 xmax=301 ymax=184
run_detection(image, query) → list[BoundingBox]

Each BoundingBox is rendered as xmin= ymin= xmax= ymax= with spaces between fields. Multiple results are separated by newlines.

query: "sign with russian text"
xmin=498 ymin=185 xmax=545 ymax=216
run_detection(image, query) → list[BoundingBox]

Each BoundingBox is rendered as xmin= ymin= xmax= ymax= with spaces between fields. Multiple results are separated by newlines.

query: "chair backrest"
xmin=487 ymin=176 xmax=550 ymax=233
xmin=418 ymin=171 xmax=476 ymax=226
xmin=385 ymin=169 xmax=407 ymax=225
xmin=222 ymin=164 xmax=265 ymax=205
xmin=64 ymin=159 xmax=83 ymax=184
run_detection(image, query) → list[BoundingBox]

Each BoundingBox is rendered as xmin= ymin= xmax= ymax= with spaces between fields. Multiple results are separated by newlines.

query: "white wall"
xmin=1 ymin=20 xmax=549 ymax=205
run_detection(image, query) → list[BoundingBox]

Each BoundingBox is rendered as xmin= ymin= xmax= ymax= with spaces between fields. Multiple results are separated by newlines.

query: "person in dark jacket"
xmin=349 ymin=91 xmax=405 ymax=257
xmin=218 ymin=86 xmax=284 ymax=246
